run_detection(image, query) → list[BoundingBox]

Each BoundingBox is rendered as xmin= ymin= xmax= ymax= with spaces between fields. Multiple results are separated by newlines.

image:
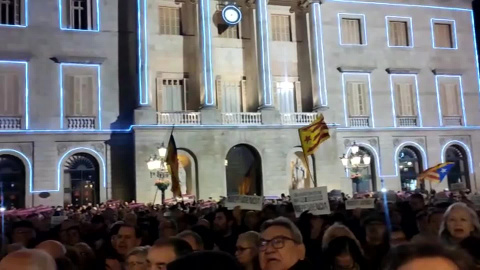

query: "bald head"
xmin=36 ymin=240 xmax=66 ymax=259
xmin=0 ymin=249 xmax=56 ymax=270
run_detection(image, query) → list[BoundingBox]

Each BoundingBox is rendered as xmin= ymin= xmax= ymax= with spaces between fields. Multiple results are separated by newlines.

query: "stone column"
xmin=198 ymin=0 xmax=215 ymax=109
xmin=307 ymin=1 xmax=327 ymax=109
xmin=255 ymin=0 xmax=273 ymax=109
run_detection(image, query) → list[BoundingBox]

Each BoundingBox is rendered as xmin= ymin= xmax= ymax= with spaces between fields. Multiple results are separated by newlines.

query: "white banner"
xmin=345 ymin=198 xmax=375 ymax=210
xmin=290 ymin=186 xmax=330 ymax=217
xmin=225 ymin=195 xmax=264 ymax=211
xmin=450 ymin=182 xmax=466 ymax=191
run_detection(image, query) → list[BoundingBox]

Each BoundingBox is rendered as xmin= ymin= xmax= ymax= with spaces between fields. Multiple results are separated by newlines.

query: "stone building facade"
xmin=0 ymin=0 xmax=479 ymax=207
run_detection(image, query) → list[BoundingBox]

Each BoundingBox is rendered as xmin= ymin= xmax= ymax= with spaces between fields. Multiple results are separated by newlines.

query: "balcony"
xmin=0 ymin=117 xmax=21 ymax=130
xmin=67 ymin=117 xmax=96 ymax=130
xmin=443 ymin=116 xmax=463 ymax=126
xmin=349 ymin=116 xmax=370 ymax=127
xmin=222 ymin=113 xmax=262 ymax=125
xmin=281 ymin=113 xmax=320 ymax=125
xmin=397 ymin=116 xmax=418 ymax=127
xmin=157 ymin=112 xmax=201 ymax=125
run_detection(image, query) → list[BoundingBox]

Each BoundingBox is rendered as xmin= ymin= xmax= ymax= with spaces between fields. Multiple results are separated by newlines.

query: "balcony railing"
xmin=349 ymin=116 xmax=370 ymax=127
xmin=67 ymin=117 xmax=96 ymax=130
xmin=281 ymin=113 xmax=320 ymax=125
xmin=443 ymin=116 xmax=463 ymax=126
xmin=397 ymin=116 xmax=418 ymax=127
xmin=157 ymin=112 xmax=201 ymax=125
xmin=0 ymin=117 xmax=21 ymax=130
xmin=222 ymin=113 xmax=262 ymax=125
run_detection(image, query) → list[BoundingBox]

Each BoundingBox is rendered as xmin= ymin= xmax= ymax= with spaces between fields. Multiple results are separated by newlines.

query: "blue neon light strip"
xmin=385 ymin=16 xmax=414 ymax=48
xmin=59 ymin=63 xmax=102 ymax=130
xmin=257 ymin=0 xmax=272 ymax=106
xmin=59 ymin=0 xmax=100 ymax=32
xmin=0 ymin=0 xmax=28 ymax=27
xmin=0 ymin=61 xmax=28 ymax=129
xmin=441 ymin=140 xmax=474 ymax=174
xmin=337 ymin=13 xmax=367 ymax=46
xmin=143 ymin=0 xmax=149 ymax=104
xmin=311 ymin=3 xmax=323 ymax=106
xmin=389 ymin=74 xmax=422 ymax=128
xmin=318 ymin=5 xmax=328 ymax=106
xmin=430 ymin=18 xmax=458 ymax=50
xmin=331 ymin=0 xmax=471 ymax=12
xmin=137 ymin=0 xmax=144 ymax=105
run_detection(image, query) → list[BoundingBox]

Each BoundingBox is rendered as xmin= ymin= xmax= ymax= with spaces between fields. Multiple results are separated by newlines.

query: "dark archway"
xmin=64 ymin=153 xmax=100 ymax=206
xmin=226 ymin=144 xmax=263 ymax=196
xmin=0 ymin=155 xmax=25 ymax=209
xmin=398 ymin=146 xmax=423 ymax=191
xmin=445 ymin=145 xmax=470 ymax=190
xmin=352 ymin=147 xmax=377 ymax=193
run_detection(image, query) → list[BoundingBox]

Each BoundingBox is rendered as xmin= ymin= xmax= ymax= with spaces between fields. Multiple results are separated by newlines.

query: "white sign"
xmin=450 ymin=182 xmax=466 ymax=191
xmin=290 ymin=186 xmax=330 ymax=217
xmin=51 ymin=216 xmax=67 ymax=226
xmin=345 ymin=198 xmax=375 ymax=210
xmin=225 ymin=195 xmax=264 ymax=211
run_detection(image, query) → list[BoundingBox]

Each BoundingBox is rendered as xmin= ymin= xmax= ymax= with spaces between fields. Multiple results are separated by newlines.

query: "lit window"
xmin=0 ymin=0 xmax=21 ymax=26
xmin=440 ymin=82 xmax=461 ymax=117
xmin=159 ymin=6 xmax=181 ymax=35
xmin=0 ymin=73 xmax=21 ymax=116
xmin=347 ymin=82 xmax=369 ymax=116
xmin=341 ymin=18 xmax=363 ymax=45
xmin=60 ymin=0 xmax=99 ymax=31
xmin=275 ymin=82 xmax=295 ymax=113
xmin=271 ymin=14 xmax=291 ymax=42
xmin=395 ymin=83 xmax=416 ymax=116
xmin=433 ymin=21 xmax=455 ymax=49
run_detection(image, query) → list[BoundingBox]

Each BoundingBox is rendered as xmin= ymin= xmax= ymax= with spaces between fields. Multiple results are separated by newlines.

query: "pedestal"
xmin=134 ymin=105 xmax=157 ymax=125
xmin=259 ymin=106 xmax=280 ymax=125
xmin=200 ymin=106 xmax=220 ymax=125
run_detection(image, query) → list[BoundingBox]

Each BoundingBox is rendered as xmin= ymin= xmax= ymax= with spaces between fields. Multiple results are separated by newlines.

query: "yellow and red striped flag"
xmin=166 ymin=134 xmax=181 ymax=197
xmin=298 ymin=114 xmax=330 ymax=156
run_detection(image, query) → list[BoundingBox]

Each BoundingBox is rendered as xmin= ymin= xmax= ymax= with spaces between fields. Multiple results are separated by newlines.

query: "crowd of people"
xmin=0 ymin=191 xmax=479 ymax=270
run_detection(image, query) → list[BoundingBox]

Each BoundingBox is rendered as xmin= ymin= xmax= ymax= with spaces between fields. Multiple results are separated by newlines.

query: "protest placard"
xmin=450 ymin=182 xmax=466 ymax=191
xmin=225 ymin=195 xmax=264 ymax=211
xmin=345 ymin=198 xmax=375 ymax=210
xmin=290 ymin=186 xmax=330 ymax=217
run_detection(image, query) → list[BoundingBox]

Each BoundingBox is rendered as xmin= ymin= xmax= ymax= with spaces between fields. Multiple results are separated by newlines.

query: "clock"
xmin=222 ymin=5 xmax=242 ymax=25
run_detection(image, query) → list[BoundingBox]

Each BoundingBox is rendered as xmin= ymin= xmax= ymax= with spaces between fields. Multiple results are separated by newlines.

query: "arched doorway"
xmin=288 ymin=150 xmax=315 ymax=190
xmin=398 ymin=146 xmax=423 ymax=191
xmin=352 ymin=147 xmax=377 ymax=193
xmin=64 ymin=153 xmax=100 ymax=206
xmin=445 ymin=145 xmax=470 ymax=190
xmin=225 ymin=144 xmax=262 ymax=196
xmin=162 ymin=150 xmax=198 ymax=199
xmin=0 ymin=155 xmax=25 ymax=209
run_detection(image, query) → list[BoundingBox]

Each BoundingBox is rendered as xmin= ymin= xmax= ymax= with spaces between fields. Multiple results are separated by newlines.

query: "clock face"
xmin=222 ymin=5 xmax=242 ymax=25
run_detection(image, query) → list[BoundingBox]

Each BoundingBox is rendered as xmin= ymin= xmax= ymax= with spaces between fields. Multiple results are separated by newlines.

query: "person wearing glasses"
xmin=258 ymin=217 xmax=312 ymax=270
xmin=235 ymin=231 xmax=261 ymax=270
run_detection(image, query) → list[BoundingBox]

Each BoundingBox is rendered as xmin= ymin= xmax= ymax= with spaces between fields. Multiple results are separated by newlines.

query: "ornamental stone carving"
xmin=368 ymin=138 xmax=378 ymax=147
xmin=92 ymin=143 xmax=105 ymax=154
xmin=343 ymin=139 xmax=351 ymax=148
xmin=439 ymin=138 xmax=446 ymax=145
xmin=57 ymin=144 xmax=68 ymax=155
xmin=393 ymin=139 xmax=400 ymax=148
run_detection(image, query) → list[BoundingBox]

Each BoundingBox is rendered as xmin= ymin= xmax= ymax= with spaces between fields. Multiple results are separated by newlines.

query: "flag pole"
xmin=303 ymin=152 xmax=317 ymax=187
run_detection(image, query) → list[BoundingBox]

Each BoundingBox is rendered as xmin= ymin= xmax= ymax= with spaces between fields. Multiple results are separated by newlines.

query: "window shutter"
xmin=273 ymin=83 xmax=279 ymax=110
xmin=216 ymin=77 xmax=222 ymax=111
xmin=454 ymin=84 xmax=461 ymax=115
xmin=241 ymin=79 xmax=247 ymax=112
xmin=434 ymin=23 xmax=452 ymax=48
xmin=82 ymin=76 xmax=94 ymax=116
xmin=11 ymin=74 xmax=20 ymax=115
xmin=347 ymin=82 xmax=356 ymax=116
xmin=156 ymin=77 xmax=163 ymax=112
xmin=65 ymin=75 xmax=75 ymax=116
xmin=395 ymin=83 xmax=402 ymax=116
xmin=294 ymin=81 xmax=302 ymax=112
xmin=86 ymin=0 xmax=92 ymax=30
xmin=172 ymin=80 xmax=183 ymax=111
xmin=404 ymin=84 xmax=415 ymax=115
xmin=69 ymin=0 xmax=75 ymax=28
xmin=358 ymin=83 xmax=368 ymax=115
xmin=183 ymin=78 xmax=188 ymax=110
xmin=442 ymin=83 xmax=460 ymax=116
xmin=0 ymin=75 xmax=6 ymax=114
xmin=342 ymin=19 xmax=361 ymax=45
xmin=440 ymin=83 xmax=448 ymax=116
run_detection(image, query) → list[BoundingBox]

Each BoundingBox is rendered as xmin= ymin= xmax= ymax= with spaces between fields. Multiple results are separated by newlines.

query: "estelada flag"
xmin=298 ymin=114 xmax=330 ymax=156
xmin=166 ymin=134 xmax=181 ymax=197
xmin=417 ymin=162 xmax=455 ymax=183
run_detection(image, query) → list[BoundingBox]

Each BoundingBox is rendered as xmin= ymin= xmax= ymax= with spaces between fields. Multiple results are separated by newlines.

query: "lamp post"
xmin=340 ymin=142 xmax=371 ymax=192
xmin=147 ymin=144 xmax=170 ymax=204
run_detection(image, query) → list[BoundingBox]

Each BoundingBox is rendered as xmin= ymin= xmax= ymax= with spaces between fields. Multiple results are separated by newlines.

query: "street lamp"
xmin=340 ymin=142 xmax=372 ymax=193
xmin=158 ymin=143 xmax=167 ymax=159
xmin=147 ymin=144 xmax=170 ymax=204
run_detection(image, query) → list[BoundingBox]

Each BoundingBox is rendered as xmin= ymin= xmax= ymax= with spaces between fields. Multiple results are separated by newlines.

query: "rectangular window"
xmin=0 ymin=0 xmax=21 ymax=25
xmin=395 ymin=83 xmax=416 ymax=116
xmin=440 ymin=83 xmax=461 ymax=116
xmin=161 ymin=79 xmax=185 ymax=112
xmin=65 ymin=75 xmax=95 ymax=116
xmin=347 ymin=82 xmax=368 ymax=116
xmin=221 ymin=81 xmax=241 ymax=113
xmin=389 ymin=21 xmax=409 ymax=47
xmin=218 ymin=24 xmax=239 ymax=39
xmin=159 ymin=6 xmax=181 ymax=35
xmin=271 ymin=14 xmax=291 ymax=42
xmin=434 ymin=23 xmax=454 ymax=48
xmin=0 ymin=73 xmax=20 ymax=116
xmin=69 ymin=0 xmax=94 ymax=30
xmin=341 ymin=18 xmax=362 ymax=45
xmin=275 ymin=82 xmax=295 ymax=113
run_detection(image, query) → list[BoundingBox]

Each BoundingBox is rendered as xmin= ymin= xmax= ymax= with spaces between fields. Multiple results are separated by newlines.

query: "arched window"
xmin=445 ymin=145 xmax=470 ymax=190
xmin=352 ymin=147 xmax=377 ymax=193
xmin=225 ymin=144 xmax=263 ymax=196
xmin=0 ymin=155 xmax=25 ymax=208
xmin=398 ymin=146 xmax=423 ymax=191
xmin=64 ymin=153 xmax=100 ymax=206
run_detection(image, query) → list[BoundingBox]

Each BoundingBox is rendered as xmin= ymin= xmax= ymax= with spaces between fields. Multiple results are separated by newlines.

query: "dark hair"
xmin=215 ymin=208 xmax=234 ymax=222
xmin=177 ymin=230 xmax=204 ymax=250
xmin=427 ymin=208 xmax=445 ymax=223
xmin=191 ymin=225 xmax=215 ymax=250
xmin=382 ymin=243 xmax=473 ymax=270
xmin=167 ymin=251 xmax=241 ymax=270
xmin=153 ymin=237 xmax=193 ymax=257
xmin=323 ymin=236 xmax=366 ymax=269
xmin=410 ymin=193 xmax=424 ymax=202
xmin=55 ymin=256 xmax=75 ymax=270
xmin=118 ymin=225 xmax=142 ymax=239
xmin=12 ymin=220 xmax=34 ymax=231
xmin=91 ymin=215 xmax=105 ymax=224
